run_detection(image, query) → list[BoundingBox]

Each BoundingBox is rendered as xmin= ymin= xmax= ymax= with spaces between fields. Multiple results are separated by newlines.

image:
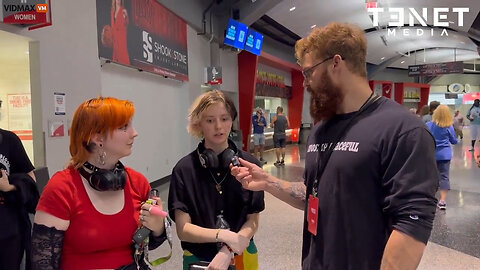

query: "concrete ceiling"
xmin=265 ymin=0 xmax=480 ymax=69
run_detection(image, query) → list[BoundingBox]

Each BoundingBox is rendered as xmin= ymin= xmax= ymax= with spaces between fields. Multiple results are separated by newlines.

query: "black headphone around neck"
xmin=78 ymin=161 xmax=126 ymax=191
xmin=197 ymin=139 xmax=239 ymax=169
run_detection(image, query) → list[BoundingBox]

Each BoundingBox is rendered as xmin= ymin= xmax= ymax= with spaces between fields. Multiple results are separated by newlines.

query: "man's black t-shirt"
xmin=0 ymin=128 xmax=35 ymax=239
xmin=168 ymin=148 xmax=265 ymax=260
xmin=302 ymin=98 xmax=438 ymax=269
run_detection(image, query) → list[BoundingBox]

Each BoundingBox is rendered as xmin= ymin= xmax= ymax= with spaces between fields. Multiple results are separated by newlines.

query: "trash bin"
xmin=299 ymin=123 xmax=312 ymax=144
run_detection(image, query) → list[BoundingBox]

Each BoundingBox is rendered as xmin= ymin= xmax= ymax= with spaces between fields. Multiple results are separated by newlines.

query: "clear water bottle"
xmin=216 ymin=214 xmax=230 ymax=250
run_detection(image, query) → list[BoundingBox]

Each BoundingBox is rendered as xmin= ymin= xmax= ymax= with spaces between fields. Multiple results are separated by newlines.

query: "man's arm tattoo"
xmin=289 ymin=182 xmax=306 ymax=202
xmin=271 ymin=181 xmax=306 ymax=202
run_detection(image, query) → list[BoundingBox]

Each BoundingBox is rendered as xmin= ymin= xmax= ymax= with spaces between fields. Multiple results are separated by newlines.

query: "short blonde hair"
xmin=432 ymin=105 xmax=453 ymax=128
xmin=295 ymin=22 xmax=367 ymax=77
xmin=187 ymin=90 xmax=237 ymax=138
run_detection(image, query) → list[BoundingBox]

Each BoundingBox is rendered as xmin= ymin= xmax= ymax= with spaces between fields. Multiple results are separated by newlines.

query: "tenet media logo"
xmin=142 ymin=31 xmax=153 ymax=63
xmin=367 ymin=7 xmax=469 ymax=37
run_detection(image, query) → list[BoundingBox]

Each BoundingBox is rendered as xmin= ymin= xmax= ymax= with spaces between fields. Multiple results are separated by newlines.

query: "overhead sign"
xmin=224 ymin=19 xmax=248 ymax=50
xmin=204 ymin=67 xmax=222 ymax=85
xmin=2 ymin=0 xmax=48 ymax=25
xmin=408 ymin=61 xmax=464 ymax=77
xmin=96 ymin=0 xmax=188 ymax=81
xmin=244 ymin=29 xmax=263 ymax=56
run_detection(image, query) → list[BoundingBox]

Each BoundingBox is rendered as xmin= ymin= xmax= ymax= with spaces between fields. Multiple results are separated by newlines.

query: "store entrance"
xmin=0 ymin=30 xmax=35 ymax=163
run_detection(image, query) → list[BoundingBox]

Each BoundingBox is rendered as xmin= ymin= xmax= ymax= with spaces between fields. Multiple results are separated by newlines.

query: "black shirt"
xmin=168 ymin=149 xmax=265 ymax=260
xmin=0 ymin=128 xmax=35 ymax=239
xmin=302 ymin=98 xmax=438 ymax=269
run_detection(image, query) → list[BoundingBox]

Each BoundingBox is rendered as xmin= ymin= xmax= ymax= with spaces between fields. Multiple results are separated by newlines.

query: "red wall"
xmin=288 ymin=70 xmax=304 ymax=142
xmin=238 ymin=51 xmax=304 ymax=150
xmin=237 ymin=51 xmax=258 ymax=151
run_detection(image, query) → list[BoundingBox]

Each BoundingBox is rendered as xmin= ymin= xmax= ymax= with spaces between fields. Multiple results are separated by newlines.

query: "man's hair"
xmin=69 ymin=97 xmax=134 ymax=169
xmin=187 ymin=90 xmax=237 ymax=138
xmin=277 ymin=106 xmax=283 ymax=113
xmin=429 ymin=101 xmax=440 ymax=114
xmin=432 ymin=105 xmax=453 ymax=128
xmin=295 ymin=22 xmax=367 ymax=78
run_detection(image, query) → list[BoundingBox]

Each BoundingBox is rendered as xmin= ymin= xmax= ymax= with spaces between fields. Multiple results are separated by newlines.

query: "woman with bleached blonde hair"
xmin=426 ymin=105 xmax=458 ymax=210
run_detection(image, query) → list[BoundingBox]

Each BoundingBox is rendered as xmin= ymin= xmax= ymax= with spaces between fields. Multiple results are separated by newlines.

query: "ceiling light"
xmin=289 ymin=6 xmax=296 ymax=11
xmin=381 ymin=57 xmax=385 ymax=60
xmin=401 ymin=60 xmax=405 ymax=64
xmin=311 ymin=24 xmax=316 ymax=29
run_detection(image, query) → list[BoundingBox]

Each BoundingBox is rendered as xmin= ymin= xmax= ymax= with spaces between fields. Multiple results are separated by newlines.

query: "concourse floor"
xmin=155 ymin=128 xmax=480 ymax=269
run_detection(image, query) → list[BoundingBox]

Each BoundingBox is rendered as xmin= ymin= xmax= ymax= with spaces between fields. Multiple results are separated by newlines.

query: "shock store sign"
xmin=2 ymin=0 xmax=48 ymax=25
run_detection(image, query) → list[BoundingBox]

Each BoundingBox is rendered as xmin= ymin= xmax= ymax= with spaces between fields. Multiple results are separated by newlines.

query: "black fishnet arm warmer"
xmin=31 ymin=223 xmax=65 ymax=270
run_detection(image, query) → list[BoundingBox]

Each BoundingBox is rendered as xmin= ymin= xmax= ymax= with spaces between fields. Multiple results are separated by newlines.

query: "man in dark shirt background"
xmin=271 ymin=106 xmax=289 ymax=166
xmin=231 ymin=22 xmax=438 ymax=270
xmin=0 ymin=128 xmax=36 ymax=270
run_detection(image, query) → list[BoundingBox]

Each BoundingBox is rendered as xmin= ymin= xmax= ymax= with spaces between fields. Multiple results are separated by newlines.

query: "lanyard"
xmin=311 ymin=93 xmax=380 ymax=197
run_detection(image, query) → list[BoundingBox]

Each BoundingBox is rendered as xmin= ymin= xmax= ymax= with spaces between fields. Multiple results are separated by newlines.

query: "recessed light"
xmin=311 ymin=24 xmax=316 ymax=29
xmin=381 ymin=57 xmax=385 ymax=60
xmin=289 ymin=6 xmax=296 ymax=11
xmin=401 ymin=60 xmax=405 ymax=64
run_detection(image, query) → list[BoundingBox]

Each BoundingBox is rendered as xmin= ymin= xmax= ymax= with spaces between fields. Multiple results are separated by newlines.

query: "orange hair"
xmin=295 ymin=22 xmax=367 ymax=77
xmin=69 ymin=97 xmax=134 ymax=168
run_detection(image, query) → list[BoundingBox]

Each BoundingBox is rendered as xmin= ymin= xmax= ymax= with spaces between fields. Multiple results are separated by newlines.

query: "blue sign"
xmin=244 ymin=29 xmax=263 ymax=56
xmin=224 ymin=19 xmax=248 ymax=50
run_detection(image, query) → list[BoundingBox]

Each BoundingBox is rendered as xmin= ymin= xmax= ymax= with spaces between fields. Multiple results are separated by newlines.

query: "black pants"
xmin=0 ymin=234 xmax=23 ymax=270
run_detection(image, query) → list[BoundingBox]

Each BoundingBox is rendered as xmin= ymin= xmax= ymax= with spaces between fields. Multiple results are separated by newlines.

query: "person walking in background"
xmin=252 ymin=107 xmax=267 ymax=165
xmin=271 ymin=106 xmax=289 ymax=166
xmin=422 ymin=101 xmax=440 ymax=123
xmin=466 ymin=99 xmax=480 ymax=151
xmin=31 ymin=97 xmax=167 ymax=270
xmin=169 ymin=90 xmax=264 ymax=270
xmin=453 ymin=109 xmax=464 ymax=140
xmin=419 ymin=105 xmax=429 ymax=120
xmin=426 ymin=105 xmax=458 ymax=210
xmin=0 ymin=128 xmax=37 ymax=270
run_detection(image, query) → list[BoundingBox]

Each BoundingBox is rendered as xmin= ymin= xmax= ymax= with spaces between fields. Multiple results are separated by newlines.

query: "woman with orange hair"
xmin=31 ymin=97 xmax=167 ymax=270
xmin=426 ymin=105 xmax=458 ymax=210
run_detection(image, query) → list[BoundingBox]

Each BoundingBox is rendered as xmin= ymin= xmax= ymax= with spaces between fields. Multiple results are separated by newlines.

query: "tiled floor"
xmin=154 ymin=129 xmax=480 ymax=269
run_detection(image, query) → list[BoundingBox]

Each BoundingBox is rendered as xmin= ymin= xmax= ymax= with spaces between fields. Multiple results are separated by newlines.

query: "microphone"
xmin=132 ymin=189 xmax=167 ymax=245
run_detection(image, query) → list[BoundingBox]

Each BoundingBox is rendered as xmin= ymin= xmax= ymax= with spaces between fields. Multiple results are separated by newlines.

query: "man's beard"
xmin=307 ymin=71 xmax=343 ymax=122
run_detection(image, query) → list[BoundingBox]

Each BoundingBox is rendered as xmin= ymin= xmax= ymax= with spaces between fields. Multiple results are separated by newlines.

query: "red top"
xmin=36 ymin=167 xmax=150 ymax=270
xmin=111 ymin=6 xmax=130 ymax=65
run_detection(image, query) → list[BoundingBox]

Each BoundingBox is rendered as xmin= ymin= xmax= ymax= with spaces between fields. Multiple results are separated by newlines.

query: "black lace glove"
xmin=31 ymin=223 xmax=65 ymax=270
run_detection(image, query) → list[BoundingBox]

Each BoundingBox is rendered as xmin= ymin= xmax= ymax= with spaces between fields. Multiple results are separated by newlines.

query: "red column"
xmin=418 ymin=86 xmax=430 ymax=111
xmin=394 ymin=82 xmax=405 ymax=104
xmin=288 ymin=70 xmax=304 ymax=142
xmin=238 ymin=51 xmax=258 ymax=151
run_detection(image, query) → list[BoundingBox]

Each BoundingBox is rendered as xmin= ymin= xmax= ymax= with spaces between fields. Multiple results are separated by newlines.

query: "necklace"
xmin=208 ymin=171 xmax=228 ymax=194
